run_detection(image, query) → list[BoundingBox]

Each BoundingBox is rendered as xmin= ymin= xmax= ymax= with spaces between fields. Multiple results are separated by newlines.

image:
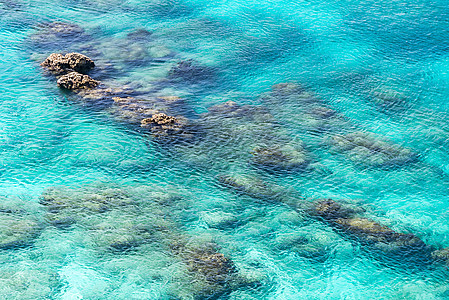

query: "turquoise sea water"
xmin=1 ymin=0 xmax=449 ymax=299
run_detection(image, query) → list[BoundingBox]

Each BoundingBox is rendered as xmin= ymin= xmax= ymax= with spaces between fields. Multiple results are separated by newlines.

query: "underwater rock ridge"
xmin=218 ymin=173 xmax=449 ymax=266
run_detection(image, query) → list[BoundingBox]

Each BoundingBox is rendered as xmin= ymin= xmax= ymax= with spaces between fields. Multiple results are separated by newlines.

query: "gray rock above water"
xmin=57 ymin=71 xmax=99 ymax=90
xmin=41 ymin=52 xmax=95 ymax=75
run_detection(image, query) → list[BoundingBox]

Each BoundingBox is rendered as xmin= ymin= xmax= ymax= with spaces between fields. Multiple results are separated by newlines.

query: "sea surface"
xmin=1 ymin=0 xmax=449 ymax=299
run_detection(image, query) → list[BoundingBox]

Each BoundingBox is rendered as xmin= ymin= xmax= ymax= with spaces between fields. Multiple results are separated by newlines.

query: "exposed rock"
xmin=41 ymin=52 xmax=95 ymax=75
xmin=40 ymin=53 xmax=68 ymax=75
xmin=330 ymin=131 xmax=417 ymax=167
xmin=143 ymin=113 xmax=178 ymax=126
xmin=64 ymin=52 xmax=95 ymax=73
xmin=57 ymin=71 xmax=99 ymax=90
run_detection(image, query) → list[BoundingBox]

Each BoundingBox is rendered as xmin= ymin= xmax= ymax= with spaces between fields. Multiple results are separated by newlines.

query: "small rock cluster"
xmin=41 ymin=52 xmax=190 ymax=140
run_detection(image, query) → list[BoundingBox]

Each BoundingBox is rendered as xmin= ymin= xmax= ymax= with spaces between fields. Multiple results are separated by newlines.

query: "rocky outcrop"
xmin=57 ymin=71 xmax=99 ymax=90
xmin=41 ymin=52 xmax=95 ymax=75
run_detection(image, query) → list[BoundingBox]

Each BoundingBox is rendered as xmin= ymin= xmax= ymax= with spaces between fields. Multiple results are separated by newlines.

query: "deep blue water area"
xmin=1 ymin=0 xmax=449 ymax=299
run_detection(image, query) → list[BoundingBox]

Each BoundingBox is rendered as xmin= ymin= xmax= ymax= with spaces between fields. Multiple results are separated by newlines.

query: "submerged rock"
xmin=308 ymin=199 xmax=429 ymax=261
xmin=0 ymin=199 xmax=43 ymax=249
xmin=270 ymin=82 xmax=305 ymax=97
xmin=0 ymin=215 xmax=42 ymax=249
xmin=126 ymin=28 xmax=153 ymax=41
xmin=201 ymin=211 xmax=240 ymax=230
xmin=57 ymin=71 xmax=99 ymax=90
xmin=29 ymin=21 xmax=89 ymax=50
xmin=308 ymin=199 xmax=360 ymax=221
xmin=207 ymin=100 xmax=241 ymax=115
xmin=0 ymin=268 xmax=60 ymax=299
xmin=334 ymin=217 xmax=429 ymax=259
xmin=172 ymin=244 xmax=260 ymax=299
xmin=260 ymin=83 xmax=350 ymax=134
xmin=186 ymin=249 xmax=236 ymax=284
xmin=35 ymin=21 xmax=84 ymax=37
xmin=141 ymin=113 xmax=190 ymax=139
xmin=40 ymin=186 xmax=134 ymax=227
xmin=41 ymin=52 xmax=95 ymax=75
xmin=431 ymin=248 xmax=449 ymax=265
xmin=330 ymin=131 xmax=417 ymax=167
xmin=262 ymin=82 xmax=317 ymax=104
xmin=88 ymin=213 xmax=172 ymax=252
xmin=370 ymin=89 xmax=410 ymax=112
xmin=217 ymin=174 xmax=285 ymax=201
xmin=168 ymin=59 xmax=215 ymax=83
xmin=76 ymin=86 xmax=133 ymax=102
xmin=251 ymin=142 xmax=309 ymax=171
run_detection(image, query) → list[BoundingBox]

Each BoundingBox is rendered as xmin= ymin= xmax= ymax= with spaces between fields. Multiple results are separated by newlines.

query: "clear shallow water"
xmin=1 ymin=0 xmax=449 ymax=299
